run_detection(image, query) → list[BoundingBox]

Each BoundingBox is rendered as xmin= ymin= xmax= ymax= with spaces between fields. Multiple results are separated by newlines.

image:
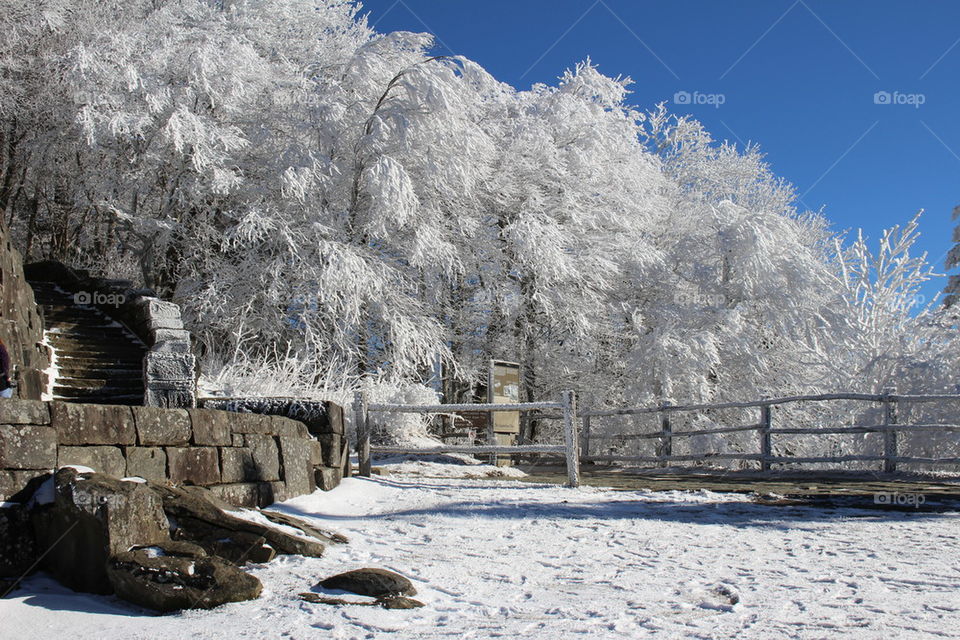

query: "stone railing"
xmin=0 ymin=225 xmax=50 ymax=400
xmin=0 ymin=399 xmax=345 ymax=507
xmin=23 ymin=261 xmax=196 ymax=408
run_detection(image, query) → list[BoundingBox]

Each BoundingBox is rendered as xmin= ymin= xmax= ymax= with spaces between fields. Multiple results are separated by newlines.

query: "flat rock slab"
xmin=299 ymin=592 xmax=425 ymax=609
xmin=108 ymin=544 xmax=262 ymax=612
xmin=318 ymin=568 xmax=417 ymax=597
xmin=150 ymin=484 xmax=336 ymax=559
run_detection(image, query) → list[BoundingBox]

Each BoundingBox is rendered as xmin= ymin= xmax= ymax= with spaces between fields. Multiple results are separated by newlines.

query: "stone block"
xmin=315 ymin=433 xmax=343 ymax=468
xmin=0 ymin=400 xmax=50 ymax=425
xmin=309 ymin=440 xmax=323 ymax=467
xmin=145 ymin=351 xmax=194 ymax=381
xmin=145 ymin=387 xmax=195 ymax=410
xmin=188 ymin=409 xmax=232 ymax=446
xmin=133 ymin=406 xmax=191 ymax=446
xmin=208 ymin=483 xmax=261 ymax=509
xmin=279 ymin=436 xmax=314 ymax=497
xmin=229 ymin=414 xmax=274 ymax=435
xmin=220 ymin=447 xmax=255 ymax=483
xmin=258 ymin=481 xmax=288 ymax=507
xmin=148 ymin=328 xmax=192 ymax=346
xmin=58 ymin=446 xmax=127 ymax=478
xmin=245 ymin=434 xmax=281 ymax=482
xmin=270 ymin=415 xmax=309 ymax=438
xmin=125 ymin=447 xmax=167 ymax=483
xmin=232 ymin=433 xmax=244 ymax=447
xmin=166 ymin=447 xmax=220 ymax=486
xmin=52 ymin=403 xmax=135 ymax=446
xmin=0 ymin=425 xmax=56 ymax=469
xmin=315 ymin=467 xmax=342 ymax=492
xmin=0 ymin=470 xmax=50 ymax=502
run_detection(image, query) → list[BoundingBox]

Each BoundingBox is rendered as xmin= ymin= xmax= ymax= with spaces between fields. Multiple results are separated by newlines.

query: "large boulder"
xmin=107 ymin=542 xmax=262 ymax=612
xmin=30 ymin=468 xmax=169 ymax=593
xmin=318 ymin=568 xmax=417 ymax=598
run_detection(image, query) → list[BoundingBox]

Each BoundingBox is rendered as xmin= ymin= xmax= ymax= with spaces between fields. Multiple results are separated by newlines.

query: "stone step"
xmin=56 ymin=366 xmax=143 ymax=379
xmin=55 ymin=377 xmax=143 ymax=390
xmin=54 ymin=355 xmax=143 ymax=368
xmin=47 ymin=338 xmax=144 ymax=353
xmin=53 ymin=385 xmax=145 ymax=399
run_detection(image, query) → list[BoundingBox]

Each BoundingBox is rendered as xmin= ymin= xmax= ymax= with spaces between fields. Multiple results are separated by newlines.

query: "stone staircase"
xmin=28 ymin=280 xmax=146 ymax=405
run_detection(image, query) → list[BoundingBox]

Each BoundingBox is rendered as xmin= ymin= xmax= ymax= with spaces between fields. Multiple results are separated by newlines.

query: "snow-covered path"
xmin=2 ymin=476 xmax=959 ymax=639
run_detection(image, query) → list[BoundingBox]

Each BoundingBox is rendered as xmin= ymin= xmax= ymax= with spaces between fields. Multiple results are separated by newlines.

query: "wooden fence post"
xmin=658 ymin=402 xmax=672 ymax=467
xmin=760 ymin=402 xmax=772 ymax=472
xmin=883 ymin=386 xmax=898 ymax=473
xmin=353 ymin=391 xmax=371 ymax=477
xmin=580 ymin=410 xmax=591 ymax=462
xmin=562 ymin=390 xmax=581 ymax=488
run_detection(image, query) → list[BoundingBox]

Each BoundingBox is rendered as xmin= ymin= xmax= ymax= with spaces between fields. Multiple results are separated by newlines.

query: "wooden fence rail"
xmin=354 ymin=390 xmax=581 ymax=487
xmin=579 ymin=388 xmax=960 ymax=472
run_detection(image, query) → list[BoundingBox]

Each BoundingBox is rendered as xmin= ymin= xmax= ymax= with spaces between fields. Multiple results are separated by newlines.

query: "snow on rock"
xmin=2 ymin=476 xmax=959 ymax=639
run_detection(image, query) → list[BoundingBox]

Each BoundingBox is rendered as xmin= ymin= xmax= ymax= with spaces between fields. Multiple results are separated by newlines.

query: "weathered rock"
xmin=167 ymin=447 xmax=220 ymax=486
xmin=203 ymin=530 xmax=277 ymax=565
xmin=107 ymin=544 xmax=262 ymax=612
xmin=52 ymin=403 xmax=136 ymax=446
xmin=298 ymin=592 xmax=424 ymax=609
xmin=144 ymin=349 xmax=194 ymax=379
xmin=318 ymin=568 xmax=417 ymax=598
xmin=0 ymin=470 xmax=49 ymax=502
xmin=378 ymin=595 xmax=425 ymax=609
xmin=150 ymin=483 xmax=331 ymax=559
xmin=31 ymin=468 xmax=169 ymax=593
xmin=208 ymin=483 xmax=261 ymax=509
xmin=0 ymin=503 xmax=36 ymax=579
xmin=0 ymin=425 xmax=56 ymax=469
xmin=259 ymin=481 xmax=288 ymax=506
xmin=125 ymin=447 xmax=168 ymax=483
xmin=0 ymin=400 xmax=50 ymax=425
xmin=260 ymin=510 xmax=348 ymax=544
xmin=188 ymin=409 xmax=232 ymax=446
xmin=314 ymin=433 xmax=343 ymax=468
xmin=133 ymin=407 xmax=192 ymax=446
xmin=270 ymin=416 xmax=309 ymax=438
xmin=219 ymin=447 xmax=252 ymax=484
xmin=245 ymin=434 xmax=281 ymax=482
xmin=315 ymin=467 xmax=342 ymax=492
xmin=278 ymin=436 xmax=314 ymax=496
xmin=58 ymin=446 xmax=127 ymax=478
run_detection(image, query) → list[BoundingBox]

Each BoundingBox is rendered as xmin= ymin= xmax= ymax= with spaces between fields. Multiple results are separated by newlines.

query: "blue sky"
xmin=358 ymin=0 xmax=960 ymax=305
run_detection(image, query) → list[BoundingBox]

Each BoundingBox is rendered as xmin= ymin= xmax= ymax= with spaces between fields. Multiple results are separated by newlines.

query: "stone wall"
xmin=0 ymin=224 xmax=49 ymax=400
xmin=200 ymin=397 xmax=349 ymax=491
xmin=0 ymin=399 xmax=344 ymax=507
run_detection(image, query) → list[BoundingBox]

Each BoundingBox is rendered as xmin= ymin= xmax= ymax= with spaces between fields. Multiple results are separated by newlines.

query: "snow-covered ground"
xmin=2 ymin=474 xmax=959 ymax=639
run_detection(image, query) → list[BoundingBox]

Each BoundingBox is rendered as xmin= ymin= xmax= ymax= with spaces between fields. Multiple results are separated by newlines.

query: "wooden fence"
xmin=354 ymin=390 xmax=581 ymax=487
xmin=580 ymin=389 xmax=960 ymax=472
